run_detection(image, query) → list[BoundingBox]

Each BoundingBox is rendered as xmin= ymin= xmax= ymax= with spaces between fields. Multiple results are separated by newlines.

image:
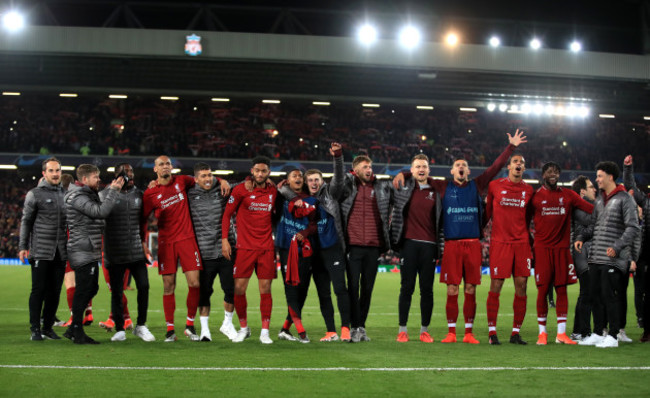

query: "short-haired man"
xmin=19 ymin=157 xmax=68 ymax=341
xmin=100 ymin=163 xmax=155 ymax=342
xmin=222 ymin=156 xmax=279 ymax=344
xmin=485 ymin=153 xmax=534 ymax=345
xmin=188 ymin=162 xmax=237 ymax=342
xmin=530 ymin=162 xmax=593 ymax=345
xmin=575 ymin=161 xmax=641 ymax=348
xmin=569 ymin=175 xmax=597 ymax=341
xmin=334 ymin=152 xmax=393 ymax=342
xmin=64 ymin=164 xmax=123 ymax=344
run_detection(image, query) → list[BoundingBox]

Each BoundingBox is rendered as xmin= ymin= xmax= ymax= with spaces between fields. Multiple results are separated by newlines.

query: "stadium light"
xmin=61 ymin=166 xmax=76 ymax=171
xmin=529 ymin=38 xmax=542 ymax=50
xmin=445 ymin=33 xmax=459 ymax=47
xmin=2 ymin=92 xmax=20 ymax=96
xmin=599 ymin=114 xmax=615 ymax=119
xmin=262 ymin=99 xmax=281 ymax=104
xmin=109 ymin=94 xmax=127 ymax=99
xmin=357 ymin=24 xmax=378 ymax=46
xmin=211 ymin=170 xmax=234 ymax=175
xmin=498 ymin=103 xmax=508 ymax=112
xmin=362 ymin=103 xmax=380 ymax=108
xmin=161 ymin=96 xmax=178 ymax=101
xmin=2 ymin=10 xmax=25 ymax=32
xmin=398 ymin=25 xmax=421 ymax=49
xmin=489 ymin=36 xmax=501 ymax=48
xmin=312 ymin=101 xmax=330 ymax=106
xmin=416 ymin=105 xmax=434 ymax=110
xmin=211 ymin=98 xmax=230 ymax=102
xmin=59 ymin=93 xmax=78 ymax=98
xmin=270 ymin=171 xmax=286 ymax=177
xmin=459 ymin=107 xmax=477 ymax=112
xmin=0 ymin=165 xmax=17 ymax=169
xmin=487 ymin=103 xmax=496 ymax=112
xmin=570 ymin=41 xmax=582 ymax=53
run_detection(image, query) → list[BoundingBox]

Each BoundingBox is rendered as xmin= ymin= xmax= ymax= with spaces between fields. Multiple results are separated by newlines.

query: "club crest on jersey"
xmin=228 ymin=196 xmax=235 ymax=204
xmin=521 ymin=191 xmax=526 ymax=199
xmin=559 ymin=197 xmax=564 ymax=205
xmin=175 ymin=183 xmax=180 ymax=192
xmin=370 ymin=190 xmax=375 ymax=198
xmin=427 ymin=192 xmax=434 ymax=200
xmin=134 ymin=198 xmax=140 ymax=206
xmin=501 ymin=190 xmax=507 ymax=195
xmin=269 ymin=194 xmax=273 ymax=202
xmin=157 ymin=194 xmax=163 ymax=199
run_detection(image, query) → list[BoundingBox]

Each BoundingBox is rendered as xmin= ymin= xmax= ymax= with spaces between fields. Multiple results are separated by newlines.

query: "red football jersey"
xmin=142 ymin=175 xmax=196 ymax=246
xmin=222 ymin=182 xmax=277 ymax=251
xmin=531 ymin=186 xmax=593 ymax=248
xmin=486 ymin=177 xmax=534 ymax=244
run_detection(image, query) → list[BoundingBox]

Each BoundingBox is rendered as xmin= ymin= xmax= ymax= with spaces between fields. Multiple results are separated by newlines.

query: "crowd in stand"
xmin=1 ymin=95 xmax=648 ymax=170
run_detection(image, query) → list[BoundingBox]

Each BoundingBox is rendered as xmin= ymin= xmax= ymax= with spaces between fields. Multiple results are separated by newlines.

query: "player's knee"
xmin=448 ymin=284 xmax=460 ymax=295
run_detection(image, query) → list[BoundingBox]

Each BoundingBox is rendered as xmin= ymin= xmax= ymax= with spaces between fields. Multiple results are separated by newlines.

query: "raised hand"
xmin=507 ymin=129 xmax=528 ymax=147
xmin=624 ymin=155 xmax=633 ymax=166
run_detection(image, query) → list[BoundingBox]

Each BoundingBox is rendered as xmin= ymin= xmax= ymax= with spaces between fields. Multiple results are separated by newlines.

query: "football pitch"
xmin=0 ymin=265 xmax=648 ymax=397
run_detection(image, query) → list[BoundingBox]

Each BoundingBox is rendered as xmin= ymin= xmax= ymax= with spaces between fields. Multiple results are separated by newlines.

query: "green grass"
xmin=0 ymin=265 xmax=648 ymax=397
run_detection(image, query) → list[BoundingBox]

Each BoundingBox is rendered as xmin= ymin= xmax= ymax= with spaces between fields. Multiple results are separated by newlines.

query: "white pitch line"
xmin=1 ymin=365 xmax=649 ymax=372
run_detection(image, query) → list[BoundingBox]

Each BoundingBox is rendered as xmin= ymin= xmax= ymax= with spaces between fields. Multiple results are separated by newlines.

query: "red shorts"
xmin=533 ymin=246 xmax=578 ymax=287
xmin=65 ymin=261 xmax=73 ymax=273
xmin=157 ymin=237 xmax=203 ymax=275
xmin=440 ymin=239 xmax=482 ymax=285
xmin=233 ymin=249 xmax=276 ymax=280
xmin=489 ymin=241 xmax=532 ymax=279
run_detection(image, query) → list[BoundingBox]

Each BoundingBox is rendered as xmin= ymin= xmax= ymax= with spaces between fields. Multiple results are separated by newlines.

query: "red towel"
xmin=285 ymin=236 xmax=313 ymax=286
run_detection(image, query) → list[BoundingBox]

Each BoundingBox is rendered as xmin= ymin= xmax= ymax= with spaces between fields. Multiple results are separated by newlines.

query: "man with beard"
xmin=222 ymin=156 xmax=279 ymax=344
xmin=529 ymin=162 xmax=593 ymax=345
xmin=64 ymin=164 xmax=123 ymax=344
xmin=485 ymin=153 xmax=533 ymax=345
xmin=188 ymin=162 xmax=237 ymax=342
xmin=334 ymin=153 xmax=393 ymax=342
xmin=19 ymin=157 xmax=68 ymax=341
xmin=100 ymin=163 xmax=155 ymax=342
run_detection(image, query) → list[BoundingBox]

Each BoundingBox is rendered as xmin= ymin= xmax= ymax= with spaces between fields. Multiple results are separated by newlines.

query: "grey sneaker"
xmin=350 ymin=327 xmax=361 ymax=343
xmin=184 ymin=326 xmax=200 ymax=341
xmin=278 ymin=329 xmax=299 ymax=341
xmin=358 ymin=327 xmax=371 ymax=342
xmin=232 ymin=327 xmax=251 ymax=343
xmin=298 ymin=333 xmax=311 ymax=344
xmin=569 ymin=332 xmax=582 ymax=342
xmin=617 ymin=330 xmax=633 ymax=343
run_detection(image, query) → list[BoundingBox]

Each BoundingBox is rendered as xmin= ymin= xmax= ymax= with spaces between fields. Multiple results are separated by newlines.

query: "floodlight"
xmin=358 ymin=24 xmax=378 ymax=45
xmin=445 ymin=33 xmax=459 ymax=47
xmin=498 ymin=103 xmax=508 ymax=112
xmin=570 ymin=41 xmax=582 ymax=53
xmin=399 ymin=26 xmax=421 ymax=49
xmin=487 ymin=103 xmax=496 ymax=112
xmin=489 ymin=36 xmax=501 ymax=48
xmin=529 ymin=38 xmax=541 ymax=50
xmin=2 ymin=11 xmax=24 ymax=32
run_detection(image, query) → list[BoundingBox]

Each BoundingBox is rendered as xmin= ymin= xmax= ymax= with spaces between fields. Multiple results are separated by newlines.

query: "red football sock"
xmin=487 ymin=291 xmax=500 ymax=335
xmin=512 ymin=294 xmax=527 ymax=335
xmin=463 ymin=292 xmax=476 ymax=334
xmin=234 ymin=294 xmax=248 ymax=328
xmin=555 ymin=285 xmax=568 ymax=319
xmin=163 ymin=293 xmax=175 ymax=331
xmin=66 ymin=287 xmax=75 ymax=312
xmin=282 ymin=319 xmax=292 ymax=330
xmin=186 ymin=286 xmax=200 ymax=326
xmin=260 ymin=293 xmax=272 ymax=330
xmin=446 ymin=293 xmax=459 ymax=334
xmin=536 ymin=283 xmax=549 ymax=321
xmin=289 ymin=307 xmax=305 ymax=334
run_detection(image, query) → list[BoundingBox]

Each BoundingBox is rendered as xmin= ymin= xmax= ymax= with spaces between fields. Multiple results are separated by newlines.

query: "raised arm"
xmin=623 ymin=155 xmax=645 ymax=206
xmin=328 ymin=142 xmax=346 ymax=200
xmin=475 ymin=129 xmax=526 ymax=192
